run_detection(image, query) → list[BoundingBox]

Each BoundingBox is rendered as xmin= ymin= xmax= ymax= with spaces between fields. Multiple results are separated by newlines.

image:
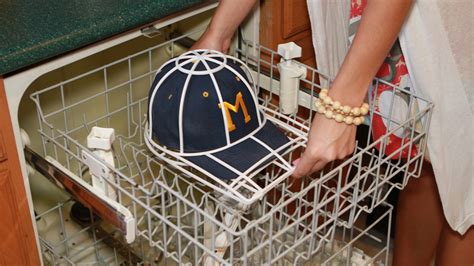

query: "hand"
xmin=191 ymin=29 xmax=231 ymax=53
xmin=190 ymin=0 xmax=256 ymax=53
xmin=292 ymin=113 xmax=357 ymax=178
xmin=290 ymin=0 xmax=413 ymax=177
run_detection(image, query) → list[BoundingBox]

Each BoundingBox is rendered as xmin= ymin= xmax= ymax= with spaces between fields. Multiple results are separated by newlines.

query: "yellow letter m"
xmin=218 ymin=92 xmax=251 ymax=132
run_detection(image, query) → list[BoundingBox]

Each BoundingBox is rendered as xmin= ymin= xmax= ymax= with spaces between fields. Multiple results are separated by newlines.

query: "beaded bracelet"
xmin=315 ymin=89 xmax=369 ymax=126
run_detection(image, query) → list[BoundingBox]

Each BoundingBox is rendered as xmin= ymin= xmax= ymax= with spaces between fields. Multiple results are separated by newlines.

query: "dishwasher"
xmin=13 ymin=7 xmax=434 ymax=266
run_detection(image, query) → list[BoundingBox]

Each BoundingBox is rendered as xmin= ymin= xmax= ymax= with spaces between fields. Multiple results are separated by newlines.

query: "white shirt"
xmin=307 ymin=0 xmax=473 ymax=234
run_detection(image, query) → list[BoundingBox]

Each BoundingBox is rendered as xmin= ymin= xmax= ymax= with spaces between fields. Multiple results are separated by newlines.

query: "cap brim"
xmin=184 ymin=120 xmax=290 ymax=180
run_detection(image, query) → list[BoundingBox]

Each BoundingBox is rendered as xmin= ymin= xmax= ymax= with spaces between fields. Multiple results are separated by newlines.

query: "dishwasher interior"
xmin=18 ymin=11 xmax=433 ymax=266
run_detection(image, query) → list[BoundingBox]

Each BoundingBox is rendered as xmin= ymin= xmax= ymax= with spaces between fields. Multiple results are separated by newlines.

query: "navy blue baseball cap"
xmin=145 ymin=50 xmax=289 ymax=180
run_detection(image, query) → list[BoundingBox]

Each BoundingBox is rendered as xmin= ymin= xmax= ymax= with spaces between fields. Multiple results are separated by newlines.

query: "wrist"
xmin=206 ymin=25 xmax=232 ymax=45
xmin=200 ymin=26 xmax=232 ymax=53
xmin=316 ymin=89 xmax=368 ymax=125
xmin=327 ymin=84 xmax=368 ymax=107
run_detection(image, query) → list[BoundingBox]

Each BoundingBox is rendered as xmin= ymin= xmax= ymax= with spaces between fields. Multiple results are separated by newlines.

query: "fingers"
xmin=292 ymin=150 xmax=325 ymax=178
xmin=292 ymin=152 xmax=316 ymax=178
xmin=292 ymin=146 xmax=354 ymax=178
xmin=310 ymin=160 xmax=330 ymax=175
xmin=291 ymin=116 xmax=357 ymax=178
xmin=292 ymin=153 xmax=330 ymax=178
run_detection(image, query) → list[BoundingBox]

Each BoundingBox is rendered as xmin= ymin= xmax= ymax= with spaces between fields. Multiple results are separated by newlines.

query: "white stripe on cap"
xmin=178 ymin=60 xmax=200 ymax=153
xmin=200 ymin=58 xmax=231 ymax=146
xmin=177 ymin=50 xmax=227 ymax=75
xmin=148 ymin=57 xmax=195 ymax=139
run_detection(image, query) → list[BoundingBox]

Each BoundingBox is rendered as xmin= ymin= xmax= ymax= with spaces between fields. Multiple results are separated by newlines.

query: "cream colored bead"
xmin=333 ymin=100 xmax=341 ymax=110
xmin=352 ymin=107 xmax=361 ymax=116
xmin=342 ymin=105 xmax=351 ymax=114
xmin=362 ymin=103 xmax=369 ymax=110
xmin=317 ymin=106 xmax=326 ymax=114
xmin=319 ymin=90 xmax=328 ymax=98
xmin=353 ymin=116 xmax=363 ymax=126
xmin=335 ymin=114 xmax=344 ymax=122
xmin=315 ymin=99 xmax=322 ymax=108
xmin=344 ymin=116 xmax=353 ymax=125
xmin=323 ymin=97 xmax=332 ymax=105
xmin=360 ymin=106 xmax=369 ymax=116
xmin=321 ymin=88 xmax=329 ymax=94
xmin=325 ymin=110 xmax=333 ymax=119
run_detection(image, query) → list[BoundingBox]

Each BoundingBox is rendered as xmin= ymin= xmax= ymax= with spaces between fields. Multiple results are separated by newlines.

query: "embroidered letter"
xmin=218 ymin=92 xmax=251 ymax=132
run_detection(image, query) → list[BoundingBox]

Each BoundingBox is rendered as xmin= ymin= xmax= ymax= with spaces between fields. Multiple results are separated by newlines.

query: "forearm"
xmin=205 ymin=0 xmax=257 ymax=42
xmin=330 ymin=0 xmax=413 ymax=106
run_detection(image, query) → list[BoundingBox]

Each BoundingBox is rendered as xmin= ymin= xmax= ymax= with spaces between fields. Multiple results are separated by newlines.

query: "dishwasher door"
xmin=20 ymin=24 xmax=432 ymax=265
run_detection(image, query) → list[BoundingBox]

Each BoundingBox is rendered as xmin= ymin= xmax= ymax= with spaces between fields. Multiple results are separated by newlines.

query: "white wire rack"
xmin=30 ymin=30 xmax=433 ymax=265
xmin=36 ymin=200 xmax=131 ymax=265
xmin=35 ymin=199 xmax=393 ymax=265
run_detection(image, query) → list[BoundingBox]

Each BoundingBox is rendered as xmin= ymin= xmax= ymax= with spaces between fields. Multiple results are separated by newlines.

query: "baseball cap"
xmin=145 ymin=50 xmax=290 ymax=180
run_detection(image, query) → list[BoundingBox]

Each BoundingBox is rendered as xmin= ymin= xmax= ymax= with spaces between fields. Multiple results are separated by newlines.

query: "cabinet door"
xmin=260 ymin=0 xmax=316 ymax=67
xmin=259 ymin=0 xmax=322 ymax=221
xmin=0 ymin=79 xmax=41 ymax=265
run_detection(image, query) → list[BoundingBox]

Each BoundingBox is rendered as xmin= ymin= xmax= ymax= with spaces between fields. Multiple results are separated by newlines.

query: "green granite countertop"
xmin=0 ymin=0 xmax=210 ymax=75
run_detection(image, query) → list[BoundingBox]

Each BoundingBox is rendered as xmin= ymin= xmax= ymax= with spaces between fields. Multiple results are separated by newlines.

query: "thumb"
xmin=292 ymin=152 xmax=320 ymax=178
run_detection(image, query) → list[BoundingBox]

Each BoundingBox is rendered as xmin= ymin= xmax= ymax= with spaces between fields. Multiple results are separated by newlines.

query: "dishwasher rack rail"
xmin=29 ymin=30 xmax=433 ymax=265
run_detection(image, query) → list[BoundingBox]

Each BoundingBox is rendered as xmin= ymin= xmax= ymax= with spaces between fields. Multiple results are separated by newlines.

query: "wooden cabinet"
xmin=259 ymin=0 xmax=322 ymax=222
xmin=0 ymin=79 xmax=40 ymax=265
xmin=260 ymin=0 xmax=316 ymax=67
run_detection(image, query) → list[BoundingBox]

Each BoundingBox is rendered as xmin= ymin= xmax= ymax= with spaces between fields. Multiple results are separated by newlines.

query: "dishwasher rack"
xmin=36 ymin=199 xmax=394 ymax=265
xmin=30 ymin=30 xmax=433 ymax=265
